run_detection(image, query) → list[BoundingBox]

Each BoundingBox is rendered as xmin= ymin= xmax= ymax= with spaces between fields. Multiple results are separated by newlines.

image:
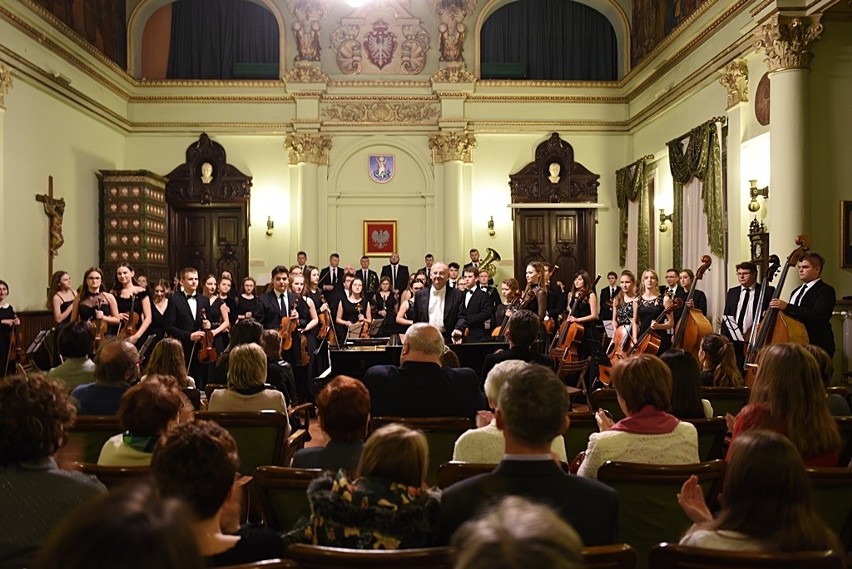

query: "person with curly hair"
xmin=0 ymin=373 xmax=106 ymax=568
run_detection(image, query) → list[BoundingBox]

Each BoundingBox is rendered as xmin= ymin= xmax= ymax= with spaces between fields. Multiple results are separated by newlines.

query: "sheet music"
xmin=602 ymin=321 xmax=615 ymax=338
xmin=721 ymin=315 xmax=744 ymax=342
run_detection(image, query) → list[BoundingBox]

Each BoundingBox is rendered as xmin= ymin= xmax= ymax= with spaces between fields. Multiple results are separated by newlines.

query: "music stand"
xmin=26 ymin=329 xmax=50 ymax=356
xmin=137 ymin=335 xmax=157 ymax=367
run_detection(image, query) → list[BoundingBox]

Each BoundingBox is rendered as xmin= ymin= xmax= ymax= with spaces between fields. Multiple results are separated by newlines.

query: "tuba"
xmin=479 ymin=248 xmax=502 ymax=278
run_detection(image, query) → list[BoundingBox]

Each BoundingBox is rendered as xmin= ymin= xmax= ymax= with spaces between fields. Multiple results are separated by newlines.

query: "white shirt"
xmin=735 ymin=285 xmax=756 ymax=331
xmin=182 ymin=288 xmax=197 ymax=319
xmin=791 ymin=278 xmax=820 ymax=306
xmin=429 ymin=286 xmax=446 ymax=331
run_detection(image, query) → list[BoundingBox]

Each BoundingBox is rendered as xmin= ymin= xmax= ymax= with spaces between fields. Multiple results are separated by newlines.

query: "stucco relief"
xmin=285 ymin=0 xmax=328 ymax=62
xmin=428 ymin=130 xmax=476 ymax=163
xmin=429 ymin=0 xmax=476 ymax=63
xmin=284 ymin=133 xmax=333 ymax=165
xmin=0 ymin=63 xmax=12 ymax=108
xmin=755 ymin=14 xmax=823 ymax=72
xmin=718 ymin=59 xmax=748 ymax=110
xmin=283 ymin=61 xmax=329 ymax=83
xmin=321 ymin=101 xmax=439 ymax=123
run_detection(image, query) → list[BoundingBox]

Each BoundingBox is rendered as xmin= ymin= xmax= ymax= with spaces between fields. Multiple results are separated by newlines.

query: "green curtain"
xmin=615 ymin=159 xmax=650 ymax=271
xmin=667 ymin=121 xmax=724 ymax=269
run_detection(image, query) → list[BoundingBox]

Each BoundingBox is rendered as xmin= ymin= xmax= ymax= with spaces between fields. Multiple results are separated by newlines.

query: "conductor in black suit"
xmin=439 ymin=363 xmax=618 ymax=546
xmin=480 ymin=310 xmax=554 ymax=384
xmin=362 ymin=323 xmax=485 ymax=424
xmin=318 ymin=253 xmax=344 ymax=295
xmin=722 ymin=261 xmax=773 ymax=370
xmin=679 ymin=269 xmax=708 ymax=315
xmin=380 ymin=252 xmax=409 ymax=294
xmin=165 ymin=267 xmax=211 ymax=386
xmin=599 ymin=271 xmax=619 ymax=323
xmin=770 ymin=252 xmax=836 ymax=356
xmin=460 ymin=268 xmax=493 ymax=342
xmin=413 ymin=262 xmax=467 ymax=343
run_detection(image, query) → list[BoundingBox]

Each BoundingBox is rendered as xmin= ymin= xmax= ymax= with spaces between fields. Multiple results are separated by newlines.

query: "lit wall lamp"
xmin=266 ymin=216 xmax=274 ymax=236
xmin=487 ymin=216 xmax=495 ymax=237
xmin=747 ymin=180 xmax=769 ymax=212
xmin=658 ymin=209 xmax=673 ymax=233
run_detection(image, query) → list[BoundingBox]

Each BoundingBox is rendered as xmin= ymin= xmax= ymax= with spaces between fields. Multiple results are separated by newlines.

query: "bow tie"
xmin=185 ymin=292 xmax=196 ymax=299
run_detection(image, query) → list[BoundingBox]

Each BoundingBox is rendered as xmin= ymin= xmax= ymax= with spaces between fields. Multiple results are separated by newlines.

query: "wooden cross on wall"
xmin=35 ymin=175 xmax=65 ymax=288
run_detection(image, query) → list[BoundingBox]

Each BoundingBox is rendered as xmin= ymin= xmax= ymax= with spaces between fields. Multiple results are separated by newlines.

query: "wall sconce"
xmin=658 ymin=209 xmax=673 ymax=233
xmin=266 ymin=216 xmax=274 ymax=236
xmin=747 ymin=180 xmax=769 ymax=212
xmin=487 ymin=216 xmax=495 ymax=237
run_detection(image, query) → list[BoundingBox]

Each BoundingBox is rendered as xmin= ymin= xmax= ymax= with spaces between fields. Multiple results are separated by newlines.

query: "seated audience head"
xmin=660 ymin=349 xmax=705 ymax=419
xmin=497 ymin=364 xmax=569 ymax=448
xmin=57 ymin=321 xmax=95 ymax=359
xmin=484 ymin=360 xmax=528 ymax=408
xmin=260 ymin=329 xmax=281 ymax=359
xmin=440 ymin=348 xmax=461 ymax=368
xmin=317 ymin=375 xmax=370 ymax=442
xmin=803 ymin=344 xmax=834 ymax=388
xmin=505 ymin=309 xmax=540 ymax=348
xmin=118 ymin=375 xmax=183 ymax=437
xmin=227 ymin=343 xmax=267 ymax=391
xmin=151 ymin=420 xmax=239 ymax=521
xmin=401 ymin=323 xmax=445 ymax=364
xmin=146 ymin=338 xmax=191 ymax=387
xmin=225 ymin=318 xmax=263 ymax=353
xmin=452 ymin=496 xmax=583 ymax=569
xmin=94 ymin=339 xmax=139 ymax=385
xmin=0 ymin=373 xmax=75 ymax=464
xmin=357 ymin=423 xmax=429 ymax=488
xmin=610 ymin=354 xmax=672 ymax=415
xmin=699 ymin=332 xmax=742 ymax=387
xmin=34 ymin=483 xmax=202 ymax=569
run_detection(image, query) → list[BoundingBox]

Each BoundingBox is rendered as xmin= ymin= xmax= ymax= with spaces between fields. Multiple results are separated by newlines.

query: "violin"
xmin=117 ymin=295 xmax=139 ymax=340
xmin=197 ymin=308 xmax=218 ymax=364
xmin=317 ymin=293 xmax=333 ymax=339
xmin=356 ymin=302 xmax=370 ymax=339
xmin=628 ymin=297 xmax=683 ymax=356
xmin=672 ymin=256 xmax=713 ymax=359
xmin=279 ymin=297 xmax=298 ymax=353
xmin=5 ymin=310 xmax=26 ymax=371
xmin=88 ymin=295 xmax=109 ymax=346
xmin=550 ymin=275 xmax=601 ymax=360
xmin=492 ymin=286 xmax=537 ymax=339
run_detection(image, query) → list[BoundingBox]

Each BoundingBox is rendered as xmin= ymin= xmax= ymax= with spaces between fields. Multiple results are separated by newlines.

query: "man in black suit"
xmin=258 ymin=265 xmax=298 ymax=330
xmin=362 ymin=323 xmax=485 ymax=423
xmin=770 ymin=252 xmax=836 ymax=356
xmin=413 ymin=262 xmax=467 ymax=343
xmin=357 ymin=256 xmax=379 ymax=301
xmin=599 ymin=271 xmax=619 ymax=324
xmin=439 ymin=363 xmax=618 ymax=546
xmin=380 ymin=251 xmax=409 ymax=294
xmin=461 ymin=268 xmax=493 ymax=342
xmin=722 ymin=261 xmax=773 ymax=370
xmin=318 ymin=253 xmax=344 ymax=295
xmin=417 ymin=253 xmax=435 ymax=287
xmin=296 ymin=250 xmax=308 ymax=274
xmin=679 ymin=269 xmax=708 ymax=315
xmin=462 ymin=248 xmax=482 ymax=273
xmin=447 ymin=262 xmax=460 ymax=289
xmin=477 ymin=269 xmax=501 ymax=314
xmin=165 ymin=267 xmax=211 ymax=386
xmin=481 ymin=310 xmax=553 ymax=383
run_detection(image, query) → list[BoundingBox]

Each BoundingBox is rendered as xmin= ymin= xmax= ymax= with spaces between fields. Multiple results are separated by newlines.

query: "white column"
xmin=428 ymin=131 xmax=476 ymax=261
xmin=718 ymin=59 xmax=750 ymax=267
xmin=284 ymin=133 xmax=331 ymax=260
xmin=0 ymin=64 xmax=11 ymax=274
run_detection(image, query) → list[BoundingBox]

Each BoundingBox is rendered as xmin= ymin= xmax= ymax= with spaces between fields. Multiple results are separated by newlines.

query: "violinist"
xmin=258 ymin=266 xmax=295 ymax=330
xmin=564 ymin=270 xmax=599 ymax=359
xmin=544 ymin=262 xmax=566 ymax=331
xmin=0 ymin=279 xmax=20 ymax=376
xmin=633 ymin=269 xmax=674 ymax=354
xmin=202 ymin=274 xmax=219 ymax=304
xmin=164 ymin=267 xmax=211 ymax=386
xmin=395 ymin=279 xmax=425 ymax=334
xmin=461 ymin=268 xmax=493 ymax=342
xmin=235 ymin=276 xmax=263 ymax=322
xmin=71 ymin=267 xmax=120 ymax=332
xmin=769 ymin=252 xmax=836 ymax=357
xmin=524 ymin=262 xmax=549 ymax=352
xmin=111 ymin=263 xmax=152 ymax=345
xmin=336 ymin=276 xmax=371 ymax=340
xmin=148 ymin=279 xmax=171 ymax=345
xmin=493 ymin=278 xmax=521 ymax=335
xmin=210 ymin=276 xmax=234 ymax=352
xmin=49 ymin=270 xmax=77 ymax=325
xmin=722 ymin=262 xmax=771 ymax=370
xmin=289 ymin=273 xmax=319 ymax=402
xmin=371 ymin=276 xmax=398 ymax=337
xmin=679 ymin=269 xmax=707 ymax=315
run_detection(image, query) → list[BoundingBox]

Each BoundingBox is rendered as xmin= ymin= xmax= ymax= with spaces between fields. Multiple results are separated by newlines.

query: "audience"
xmin=728 ymin=343 xmax=840 ymax=467
xmin=452 ymin=496 xmax=583 ymax=569
xmin=453 ymin=360 xmax=567 ymax=463
xmin=34 ymin=483 xmax=203 ymax=569
xmin=70 ymin=339 xmax=138 ymax=415
xmin=804 ymin=344 xmax=851 ymax=416
xmin=297 ymin=423 xmax=440 ymax=549
xmin=440 ymin=364 xmax=617 ymax=546
xmin=660 ymin=349 xmax=712 ymax=419
xmin=151 ymin=420 xmax=286 ymax=566
xmin=260 ymin=329 xmax=297 ymax=403
xmin=143 ymin=338 xmax=195 ymax=388
xmin=698 ymin=333 xmax=743 ymax=387
xmin=480 ymin=310 xmax=553 ymax=383
xmin=0 ymin=373 xmax=106 ymax=568
xmin=97 ymin=375 xmax=183 ymax=467
xmin=578 ymin=354 xmax=699 ymax=479
xmin=363 ymin=323 xmax=485 ymax=424
xmin=210 ymin=318 xmax=264 ymax=385
xmin=678 ymin=430 xmax=840 ymax=553
xmin=47 ymin=322 xmax=96 ymax=389
xmin=291 ymin=375 xmax=369 ymax=472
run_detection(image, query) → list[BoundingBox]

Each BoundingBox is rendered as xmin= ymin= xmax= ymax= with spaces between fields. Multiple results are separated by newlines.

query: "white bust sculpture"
xmin=200 ymin=162 xmax=214 ymax=184
xmin=548 ymin=162 xmax=561 ymax=184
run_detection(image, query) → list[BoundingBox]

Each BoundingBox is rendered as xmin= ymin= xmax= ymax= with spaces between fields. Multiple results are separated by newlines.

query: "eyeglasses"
xmin=736 ymin=272 xmax=753 ymax=277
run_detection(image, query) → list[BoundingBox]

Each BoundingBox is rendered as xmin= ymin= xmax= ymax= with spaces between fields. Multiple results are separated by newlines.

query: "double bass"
xmin=549 ymin=274 xmax=601 ymax=363
xmin=672 ymin=256 xmax=713 ymax=359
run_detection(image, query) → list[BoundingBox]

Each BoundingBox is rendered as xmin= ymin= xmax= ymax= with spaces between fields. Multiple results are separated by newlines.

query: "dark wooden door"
xmin=513 ymin=209 xmax=596 ymax=287
xmin=170 ymin=207 xmax=247 ymax=282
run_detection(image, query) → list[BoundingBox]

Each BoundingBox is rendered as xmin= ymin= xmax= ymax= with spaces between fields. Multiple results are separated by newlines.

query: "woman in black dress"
xmin=148 ymin=279 xmax=171 ymax=346
xmin=336 ymin=277 xmax=371 ymax=342
xmin=71 ymin=267 xmax=120 ymax=334
xmin=633 ymin=269 xmax=674 ymax=355
xmin=209 ymin=276 xmax=234 ymax=353
xmin=524 ymin=261 xmax=549 ymax=352
xmin=371 ymin=276 xmax=397 ymax=337
xmin=394 ymin=279 xmax=424 ymax=334
xmin=493 ymin=278 xmax=520 ymax=338
xmin=111 ymin=262 xmax=152 ymax=346
xmin=49 ymin=270 xmax=77 ymax=325
xmin=0 ymin=279 xmax=21 ymax=376
xmin=563 ymin=270 xmax=599 ymax=359
xmin=234 ymin=277 xmax=263 ymax=322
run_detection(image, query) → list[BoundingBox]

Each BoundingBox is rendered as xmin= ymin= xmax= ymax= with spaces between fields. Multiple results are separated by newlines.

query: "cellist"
xmin=562 ymin=270 xmax=599 ymax=360
xmin=633 ymin=269 xmax=674 ymax=354
xmin=678 ymin=269 xmax=708 ymax=315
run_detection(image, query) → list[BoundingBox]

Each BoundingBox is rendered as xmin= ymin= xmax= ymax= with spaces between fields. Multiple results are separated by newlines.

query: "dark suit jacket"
xmin=356 ymin=269 xmax=379 ymax=298
xmin=165 ymin=292 xmax=210 ymax=363
xmin=599 ymin=285 xmax=618 ymax=322
xmin=480 ymin=345 xmax=554 ymax=385
xmin=721 ymin=283 xmax=774 ymax=339
xmin=363 ymin=361 xmax=485 ymax=423
xmin=413 ymin=287 xmax=467 ymax=337
xmin=318 ymin=266 xmax=344 ymax=294
xmin=258 ymin=290 xmax=298 ymax=330
xmin=463 ymin=288 xmax=493 ymax=342
xmin=547 ymin=286 xmax=567 ymax=319
xmin=785 ymin=279 xmax=836 ymax=355
xmin=685 ymin=288 xmax=708 ymax=315
xmin=380 ymin=263 xmax=410 ymax=292
xmin=439 ymin=459 xmax=618 ymax=546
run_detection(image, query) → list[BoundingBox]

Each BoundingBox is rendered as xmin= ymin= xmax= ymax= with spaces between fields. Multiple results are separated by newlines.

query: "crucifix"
xmin=35 ymin=175 xmax=66 ymax=288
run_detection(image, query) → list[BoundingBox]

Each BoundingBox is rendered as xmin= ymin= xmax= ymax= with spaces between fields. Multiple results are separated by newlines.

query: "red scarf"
xmin=609 ymin=404 xmax=680 ymax=434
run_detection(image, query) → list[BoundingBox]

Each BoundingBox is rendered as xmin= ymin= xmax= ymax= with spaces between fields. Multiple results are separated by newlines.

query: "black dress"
xmin=636 ymin=295 xmax=671 ymax=354
xmin=113 ymin=289 xmax=148 ymax=341
xmin=235 ymin=294 xmax=262 ymax=322
xmin=210 ymin=296 xmax=234 ymax=353
xmin=339 ymin=296 xmax=369 ymax=341
xmin=149 ymin=300 xmax=169 ymax=344
xmin=567 ymin=293 xmax=597 ymax=358
xmin=0 ymin=305 xmax=14 ymax=375
xmin=55 ymin=297 xmax=74 ymax=325
xmin=371 ymin=292 xmax=397 ymax=337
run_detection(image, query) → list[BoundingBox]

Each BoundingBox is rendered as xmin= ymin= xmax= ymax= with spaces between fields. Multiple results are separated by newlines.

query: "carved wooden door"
xmin=513 ymin=209 xmax=596 ymax=287
xmin=170 ymin=207 xmax=247 ymax=283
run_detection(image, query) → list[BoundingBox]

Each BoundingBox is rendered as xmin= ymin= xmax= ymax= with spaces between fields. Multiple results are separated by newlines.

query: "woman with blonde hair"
xmin=144 ymin=338 xmax=194 ymax=388
xmin=698 ymin=332 xmax=742 ymax=387
xmin=633 ymin=269 xmax=674 ymax=354
xmin=728 ymin=343 xmax=840 ymax=467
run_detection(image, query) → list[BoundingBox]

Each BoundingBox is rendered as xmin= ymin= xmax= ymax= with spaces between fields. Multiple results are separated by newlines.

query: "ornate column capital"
xmin=0 ymin=63 xmax=13 ymax=109
xmin=283 ymin=62 xmax=329 ymax=84
xmin=284 ymin=133 xmax=332 ymax=165
xmin=754 ymin=14 xmax=823 ymax=73
xmin=428 ymin=130 xmax=476 ymax=163
xmin=718 ymin=59 xmax=748 ymax=109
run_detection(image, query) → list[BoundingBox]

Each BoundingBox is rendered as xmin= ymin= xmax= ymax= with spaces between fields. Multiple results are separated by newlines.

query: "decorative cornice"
xmin=284 ymin=133 xmax=332 ymax=165
xmin=0 ymin=63 xmax=12 ymax=108
xmin=321 ymin=101 xmax=439 ymax=123
xmin=469 ymin=94 xmax=627 ymax=104
xmin=431 ymin=64 xmax=477 ymax=84
xmin=283 ymin=62 xmax=329 ymax=83
xmin=755 ymin=14 xmax=823 ymax=72
xmin=128 ymin=95 xmax=292 ymax=104
xmin=428 ymin=131 xmax=476 ymax=163
xmin=718 ymin=59 xmax=748 ymax=109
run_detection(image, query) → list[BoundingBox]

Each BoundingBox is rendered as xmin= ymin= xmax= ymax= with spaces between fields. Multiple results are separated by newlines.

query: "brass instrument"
xmin=479 ymin=247 xmax=502 ymax=278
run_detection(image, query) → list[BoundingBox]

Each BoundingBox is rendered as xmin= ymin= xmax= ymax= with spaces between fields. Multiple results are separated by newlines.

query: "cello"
xmin=628 ymin=297 xmax=683 ymax=356
xmin=742 ymin=254 xmax=781 ymax=363
xmin=5 ymin=310 xmax=26 ymax=373
xmin=742 ymin=236 xmax=810 ymax=385
xmin=492 ymin=285 xmax=536 ymax=340
xmin=597 ymin=324 xmax=633 ymax=386
xmin=672 ymin=256 xmax=713 ymax=360
xmin=549 ymin=274 xmax=601 ymax=363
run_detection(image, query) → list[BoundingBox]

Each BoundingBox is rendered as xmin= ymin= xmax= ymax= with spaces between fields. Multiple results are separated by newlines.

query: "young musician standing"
xmin=165 ymin=267 xmax=211 ymax=387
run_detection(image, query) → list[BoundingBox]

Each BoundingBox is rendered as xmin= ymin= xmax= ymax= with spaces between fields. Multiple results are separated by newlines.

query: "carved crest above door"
xmin=509 ymin=133 xmax=600 ymax=204
xmin=164 ymin=133 xmax=252 ymax=205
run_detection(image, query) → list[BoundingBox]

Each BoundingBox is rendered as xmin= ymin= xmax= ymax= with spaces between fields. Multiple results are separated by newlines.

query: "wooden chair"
xmin=699 ymin=386 xmax=749 ymax=418
xmin=204 ymin=382 xmax=227 ymax=401
xmin=834 ymin=416 xmax=852 ymax=466
xmin=589 ymin=388 xmax=625 ymax=422
xmin=582 ymin=543 xmax=638 ymax=569
xmin=182 ymin=387 xmax=202 ymax=410
xmin=73 ymin=462 xmax=151 ymax=491
xmin=597 ymin=460 xmax=726 ymax=569
xmin=436 ymin=461 xmax=495 ymax=489
xmin=218 ymin=560 xmax=299 ymax=569
xmin=63 ymin=415 xmax=122 ymax=464
xmin=649 ymin=543 xmax=845 ymax=569
xmin=563 ymin=411 xmax=598 ymax=463
xmin=369 ymin=416 xmax=471 ymax=487
xmin=196 ymin=411 xmax=290 ymax=471
xmin=554 ymin=356 xmax=591 ymax=407
xmin=287 ymin=402 xmax=314 ymax=463
xmin=253 ymin=466 xmax=324 ymax=531
xmin=807 ymin=467 xmax=852 ymax=551
xmin=286 ymin=544 xmax=455 ymax=569
xmin=680 ymin=417 xmax=727 ymax=461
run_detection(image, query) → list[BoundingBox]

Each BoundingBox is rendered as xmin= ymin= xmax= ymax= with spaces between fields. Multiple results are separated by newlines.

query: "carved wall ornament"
xmin=428 ymin=131 xmax=477 ymax=163
xmin=0 ymin=63 xmax=12 ymax=108
xmin=718 ymin=59 xmax=748 ymax=109
xmin=321 ymin=100 xmax=439 ymax=123
xmin=509 ymin=133 xmax=600 ymax=203
xmin=431 ymin=63 xmax=476 ymax=84
xmin=755 ymin=14 xmax=823 ymax=72
xmin=284 ymin=61 xmax=329 ymax=83
xmin=284 ymin=133 xmax=332 ymax=165
xmin=285 ymin=0 xmax=328 ymax=62
xmin=164 ymin=134 xmax=252 ymax=205
xmin=429 ymin=0 xmax=476 ymax=62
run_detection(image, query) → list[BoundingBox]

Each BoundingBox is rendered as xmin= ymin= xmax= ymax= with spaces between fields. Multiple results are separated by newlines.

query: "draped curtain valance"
xmin=616 ymin=159 xmax=649 ymax=270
